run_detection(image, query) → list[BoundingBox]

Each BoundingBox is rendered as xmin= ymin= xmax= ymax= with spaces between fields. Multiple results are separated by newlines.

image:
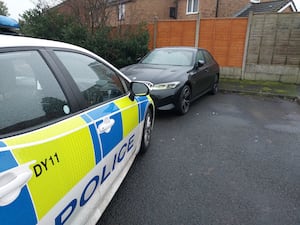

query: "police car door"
xmin=53 ymin=51 xmax=142 ymax=224
xmin=0 ymin=49 xmax=142 ymax=225
xmin=0 ymin=49 xmax=98 ymax=225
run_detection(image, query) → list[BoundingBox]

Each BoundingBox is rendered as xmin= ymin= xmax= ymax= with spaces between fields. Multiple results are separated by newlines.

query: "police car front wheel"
xmin=140 ymin=109 xmax=153 ymax=153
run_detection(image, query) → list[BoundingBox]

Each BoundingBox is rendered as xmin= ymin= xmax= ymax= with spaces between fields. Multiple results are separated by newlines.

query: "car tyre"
xmin=176 ymin=85 xmax=191 ymax=115
xmin=140 ymin=109 xmax=153 ymax=154
xmin=210 ymin=75 xmax=219 ymax=95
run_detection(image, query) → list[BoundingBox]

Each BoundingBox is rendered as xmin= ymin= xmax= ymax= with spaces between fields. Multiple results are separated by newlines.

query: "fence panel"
xmin=244 ymin=13 xmax=300 ymax=83
xmin=199 ymin=18 xmax=248 ymax=67
xmin=148 ymin=18 xmax=248 ymax=68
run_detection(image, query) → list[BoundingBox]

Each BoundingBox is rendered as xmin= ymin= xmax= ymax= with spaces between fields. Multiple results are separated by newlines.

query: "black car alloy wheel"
xmin=210 ymin=75 xmax=219 ymax=95
xmin=176 ymin=85 xmax=191 ymax=115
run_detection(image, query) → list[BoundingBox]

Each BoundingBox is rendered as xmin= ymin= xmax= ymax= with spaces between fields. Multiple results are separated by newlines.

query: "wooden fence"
xmin=146 ymin=13 xmax=300 ymax=84
xmin=147 ymin=18 xmax=248 ymax=68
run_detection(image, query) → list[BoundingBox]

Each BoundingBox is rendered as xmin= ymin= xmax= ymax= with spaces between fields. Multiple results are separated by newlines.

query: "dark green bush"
xmin=20 ymin=4 xmax=149 ymax=68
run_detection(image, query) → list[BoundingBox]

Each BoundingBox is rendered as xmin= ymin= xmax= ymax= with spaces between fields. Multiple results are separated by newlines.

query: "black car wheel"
xmin=210 ymin=75 xmax=219 ymax=95
xmin=140 ymin=109 xmax=153 ymax=153
xmin=176 ymin=85 xmax=191 ymax=115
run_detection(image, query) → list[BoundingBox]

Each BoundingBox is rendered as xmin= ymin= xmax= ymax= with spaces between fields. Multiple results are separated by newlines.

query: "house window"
xmin=186 ymin=0 xmax=198 ymax=14
xmin=118 ymin=3 xmax=125 ymax=20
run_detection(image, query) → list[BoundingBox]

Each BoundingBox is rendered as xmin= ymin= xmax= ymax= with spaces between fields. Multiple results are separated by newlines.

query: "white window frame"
xmin=186 ymin=0 xmax=199 ymax=14
xmin=186 ymin=0 xmax=199 ymax=15
xmin=118 ymin=3 xmax=125 ymax=21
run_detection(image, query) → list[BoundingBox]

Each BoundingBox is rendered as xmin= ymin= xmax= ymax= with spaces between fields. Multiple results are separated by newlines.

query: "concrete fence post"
xmin=195 ymin=12 xmax=201 ymax=47
xmin=153 ymin=16 xmax=158 ymax=49
xmin=242 ymin=11 xmax=253 ymax=80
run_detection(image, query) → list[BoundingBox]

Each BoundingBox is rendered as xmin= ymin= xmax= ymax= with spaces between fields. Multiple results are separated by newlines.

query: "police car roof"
xmin=0 ymin=34 xmax=90 ymax=53
xmin=0 ymin=34 xmax=132 ymax=83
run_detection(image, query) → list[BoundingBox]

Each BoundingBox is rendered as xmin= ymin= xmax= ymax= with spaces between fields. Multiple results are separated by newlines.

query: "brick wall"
xmin=177 ymin=0 xmax=217 ymax=19
xmin=176 ymin=0 xmax=272 ymax=18
xmin=56 ymin=0 xmax=176 ymax=27
xmin=176 ymin=0 xmax=272 ymax=19
xmin=177 ymin=0 xmax=219 ymax=19
xmin=108 ymin=0 xmax=176 ymax=26
xmin=56 ymin=0 xmax=296 ymax=25
xmin=281 ymin=5 xmax=294 ymax=13
xmin=200 ymin=0 xmax=219 ymax=17
xmin=217 ymin=0 xmax=249 ymax=17
xmin=172 ymin=0 xmax=292 ymax=19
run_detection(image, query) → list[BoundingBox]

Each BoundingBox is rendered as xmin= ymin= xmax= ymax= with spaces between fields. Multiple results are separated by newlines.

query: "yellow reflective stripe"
xmin=4 ymin=117 xmax=87 ymax=146
xmin=114 ymin=97 xmax=139 ymax=138
xmin=147 ymin=95 xmax=154 ymax=106
xmin=8 ymin=117 xmax=95 ymax=219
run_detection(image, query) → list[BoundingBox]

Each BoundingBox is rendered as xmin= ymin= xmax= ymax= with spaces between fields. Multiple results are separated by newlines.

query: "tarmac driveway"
xmin=98 ymin=93 xmax=300 ymax=225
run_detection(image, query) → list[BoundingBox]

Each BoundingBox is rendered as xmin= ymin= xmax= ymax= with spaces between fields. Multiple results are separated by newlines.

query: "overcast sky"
xmin=2 ymin=0 xmax=61 ymax=20
xmin=2 ymin=0 xmax=300 ymax=21
xmin=3 ymin=0 xmax=35 ymax=20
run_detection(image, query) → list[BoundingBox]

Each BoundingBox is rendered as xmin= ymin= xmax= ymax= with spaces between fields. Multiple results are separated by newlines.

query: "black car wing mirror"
xmin=196 ymin=60 xmax=205 ymax=68
xmin=129 ymin=81 xmax=150 ymax=101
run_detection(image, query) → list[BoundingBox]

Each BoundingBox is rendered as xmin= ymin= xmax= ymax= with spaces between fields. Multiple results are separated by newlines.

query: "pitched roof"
xmin=235 ymin=0 xmax=297 ymax=17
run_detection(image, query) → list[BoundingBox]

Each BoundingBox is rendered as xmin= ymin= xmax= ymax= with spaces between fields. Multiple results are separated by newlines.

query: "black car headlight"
xmin=152 ymin=81 xmax=180 ymax=90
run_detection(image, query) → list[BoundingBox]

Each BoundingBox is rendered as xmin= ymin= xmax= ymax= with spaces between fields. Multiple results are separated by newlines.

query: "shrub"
xmin=20 ymin=5 xmax=149 ymax=68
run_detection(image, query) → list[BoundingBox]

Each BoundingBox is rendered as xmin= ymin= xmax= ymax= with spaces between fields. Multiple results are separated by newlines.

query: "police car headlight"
xmin=152 ymin=81 xmax=180 ymax=90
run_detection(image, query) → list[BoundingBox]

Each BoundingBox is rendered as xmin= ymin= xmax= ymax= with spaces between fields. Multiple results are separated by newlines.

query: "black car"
xmin=121 ymin=47 xmax=220 ymax=115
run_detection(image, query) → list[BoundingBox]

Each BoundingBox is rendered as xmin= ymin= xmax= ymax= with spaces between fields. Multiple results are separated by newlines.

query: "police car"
xmin=0 ymin=16 xmax=154 ymax=225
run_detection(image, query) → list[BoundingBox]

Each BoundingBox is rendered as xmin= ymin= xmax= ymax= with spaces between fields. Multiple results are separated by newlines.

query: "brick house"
xmin=55 ymin=0 xmax=297 ymax=27
xmin=235 ymin=0 xmax=297 ymax=17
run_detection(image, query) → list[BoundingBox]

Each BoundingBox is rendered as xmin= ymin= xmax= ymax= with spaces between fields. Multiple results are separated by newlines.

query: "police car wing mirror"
xmin=129 ymin=81 xmax=150 ymax=101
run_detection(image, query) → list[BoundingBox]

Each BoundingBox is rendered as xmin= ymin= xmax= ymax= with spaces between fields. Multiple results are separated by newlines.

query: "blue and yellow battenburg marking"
xmin=0 ymin=95 xmax=151 ymax=225
xmin=0 ymin=142 xmax=37 ymax=225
